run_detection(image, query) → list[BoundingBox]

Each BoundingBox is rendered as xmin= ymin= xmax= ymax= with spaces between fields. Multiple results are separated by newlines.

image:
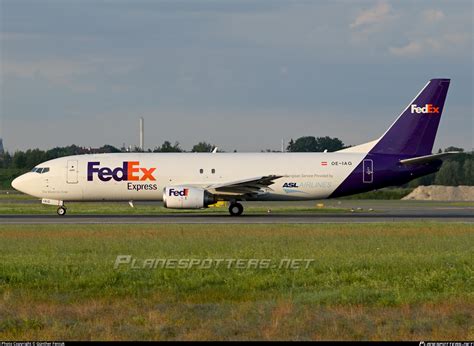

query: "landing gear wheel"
xmin=57 ymin=207 xmax=67 ymax=216
xmin=228 ymin=202 xmax=244 ymax=216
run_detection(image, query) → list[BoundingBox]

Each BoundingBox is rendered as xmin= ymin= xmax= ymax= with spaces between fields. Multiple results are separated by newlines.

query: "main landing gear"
xmin=228 ymin=202 xmax=244 ymax=216
xmin=57 ymin=206 xmax=67 ymax=216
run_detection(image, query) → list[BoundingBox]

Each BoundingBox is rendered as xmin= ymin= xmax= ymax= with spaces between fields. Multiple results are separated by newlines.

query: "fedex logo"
xmin=88 ymin=161 xmax=156 ymax=182
xmin=410 ymin=104 xmax=439 ymax=114
xmin=168 ymin=188 xmax=189 ymax=197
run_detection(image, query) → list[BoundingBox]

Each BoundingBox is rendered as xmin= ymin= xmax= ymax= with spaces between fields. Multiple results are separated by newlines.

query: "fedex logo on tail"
xmin=410 ymin=104 xmax=439 ymax=114
xmin=88 ymin=161 xmax=156 ymax=182
xmin=168 ymin=188 xmax=189 ymax=197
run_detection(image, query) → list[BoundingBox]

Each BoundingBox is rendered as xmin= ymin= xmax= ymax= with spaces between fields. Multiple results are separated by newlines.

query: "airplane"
xmin=12 ymin=78 xmax=458 ymax=216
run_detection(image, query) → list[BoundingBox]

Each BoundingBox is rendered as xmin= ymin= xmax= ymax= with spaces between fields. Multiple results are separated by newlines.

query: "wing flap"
xmin=206 ymin=175 xmax=282 ymax=195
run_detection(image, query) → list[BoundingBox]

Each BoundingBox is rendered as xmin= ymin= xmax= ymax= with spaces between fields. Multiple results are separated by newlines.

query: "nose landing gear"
xmin=57 ymin=206 xmax=67 ymax=216
xmin=228 ymin=202 xmax=244 ymax=216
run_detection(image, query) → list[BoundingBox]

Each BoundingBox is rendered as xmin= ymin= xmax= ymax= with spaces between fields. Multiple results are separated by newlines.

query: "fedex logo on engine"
xmin=87 ymin=161 xmax=156 ymax=182
xmin=410 ymin=104 xmax=439 ymax=114
xmin=168 ymin=188 xmax=189 ymax=197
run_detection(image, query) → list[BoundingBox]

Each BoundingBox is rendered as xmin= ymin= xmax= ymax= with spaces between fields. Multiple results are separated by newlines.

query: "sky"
xmin=0 ymin=0 xmax=472 ymax=152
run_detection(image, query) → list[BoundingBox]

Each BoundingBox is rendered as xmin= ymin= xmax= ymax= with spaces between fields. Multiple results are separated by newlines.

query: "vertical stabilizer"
xmin=370 ymin=78 xmax=450 ymax=156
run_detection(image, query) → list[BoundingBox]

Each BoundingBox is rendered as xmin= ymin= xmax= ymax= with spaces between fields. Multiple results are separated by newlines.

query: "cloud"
xmin=389 ymin=33 xmax=469 ymax=57
xmin=2 ymin=58 xmax=138 ymax=92
xmin=3 ymin=60 xmax=93 ymax=82
xmin=1 ymin=1 xmax=472 ymax=152
xmin=0 ymin=31 xmax=98 ymax=44
xmin=422 ymin=9 xmax=445 ymax=23
xmin=0 ymin=32 xmax=45 ymax=41
xmin=389 ymin=41 xmax=423 ymax=57
xmin=350 ymin=1 xmax=393 ymax=31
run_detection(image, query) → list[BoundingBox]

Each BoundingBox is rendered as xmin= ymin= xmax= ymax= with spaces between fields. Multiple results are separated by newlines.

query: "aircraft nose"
xmin=11 ymin=174 xmax=30 ymax=194
xmin=12 ymin=175 xmax=24 ymax=192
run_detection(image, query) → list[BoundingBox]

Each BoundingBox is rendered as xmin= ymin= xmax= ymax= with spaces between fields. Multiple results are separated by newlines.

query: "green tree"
xmin=444 ymin=146 xmax=464 ymax=152
xmin=408 ymin=173 xmax=436 ymax=187
xmin=434 ymin=161 xmax=461 ymax=186
xmin=315 ymin=136 xmax=345 ymax=152
xmin=287 ymin=137 xmax=318 ymax=152
xmin=46 ymin=145 xmax=83 ymax=159
xmin=462 ymin=159 xmax=474 ymax=185
xmin=0 ymin=152 xmax=12 ymax=168
xmin=25 ymin=149 xmax=47 ymax=168
xmin=99 ymin=145 xmax=121 ymax=153
xmin=287 ymin=139 xmax=294 ymax=151
xmin=192 ymin=142 xmax=214 ymax=152
xmin=287 ymin=136 xmax=345 ymax=152
xmin=153 ymin=141 xmax=183 ymax=152
xmin=13 ymin=151 xmax=28 ymax=169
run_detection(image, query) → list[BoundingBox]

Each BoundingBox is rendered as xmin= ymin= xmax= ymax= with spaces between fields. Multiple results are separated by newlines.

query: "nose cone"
xmin=11 ymin=173 xmax=38 ymax=196
xmin=11 ymin=175 xmax=23 ymax=191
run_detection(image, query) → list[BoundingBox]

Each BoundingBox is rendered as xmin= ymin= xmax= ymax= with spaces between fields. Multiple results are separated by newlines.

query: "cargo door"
xmin=363 ymin=159 xmax=374 ymax=183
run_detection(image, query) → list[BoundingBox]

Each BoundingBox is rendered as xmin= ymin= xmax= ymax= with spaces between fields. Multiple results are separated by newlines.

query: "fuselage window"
xmin=211 ymin=169 xmax=215 ymax=174
xmin=199 ymin=169 xmax=204 ymax=174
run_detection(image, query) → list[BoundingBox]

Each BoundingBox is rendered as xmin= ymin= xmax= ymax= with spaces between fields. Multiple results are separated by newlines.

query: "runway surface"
xmin=1 ymin=198 xmax=472 ymax=224
xmin=1 ymin=210 xmax=472 ymax=224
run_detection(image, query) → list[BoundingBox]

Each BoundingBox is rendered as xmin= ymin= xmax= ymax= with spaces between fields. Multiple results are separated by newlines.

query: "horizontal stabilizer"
xmin=399 ymin=151 xmax=461 ymax=165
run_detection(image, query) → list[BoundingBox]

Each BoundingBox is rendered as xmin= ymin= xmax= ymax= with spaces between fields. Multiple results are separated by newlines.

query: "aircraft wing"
xmin=205 ymin=175 xmax=282 ymax=196
xmin=399 ymin=151 xmax=461 ymax=165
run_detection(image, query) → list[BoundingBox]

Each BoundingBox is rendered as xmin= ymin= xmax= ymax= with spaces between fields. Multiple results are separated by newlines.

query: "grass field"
xmin=0 ymin=223 xmax=472 ymax=340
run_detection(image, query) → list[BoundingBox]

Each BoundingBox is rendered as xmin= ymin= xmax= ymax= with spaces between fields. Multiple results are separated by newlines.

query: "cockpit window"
xmin=31 ymin=167 xmax=50 ymax=174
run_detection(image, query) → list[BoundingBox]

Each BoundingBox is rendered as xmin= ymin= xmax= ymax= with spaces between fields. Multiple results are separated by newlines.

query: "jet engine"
xmin=163 ymin=186 xmax=216 ymax=209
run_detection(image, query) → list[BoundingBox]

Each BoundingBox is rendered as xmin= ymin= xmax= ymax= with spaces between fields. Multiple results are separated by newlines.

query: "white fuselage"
xmin=13 ymin=152 xmax=367 ymax=202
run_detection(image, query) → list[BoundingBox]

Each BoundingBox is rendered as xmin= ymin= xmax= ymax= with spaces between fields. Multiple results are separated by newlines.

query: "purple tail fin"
xmin=370 ymin=78 xmax=450 ymax=156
